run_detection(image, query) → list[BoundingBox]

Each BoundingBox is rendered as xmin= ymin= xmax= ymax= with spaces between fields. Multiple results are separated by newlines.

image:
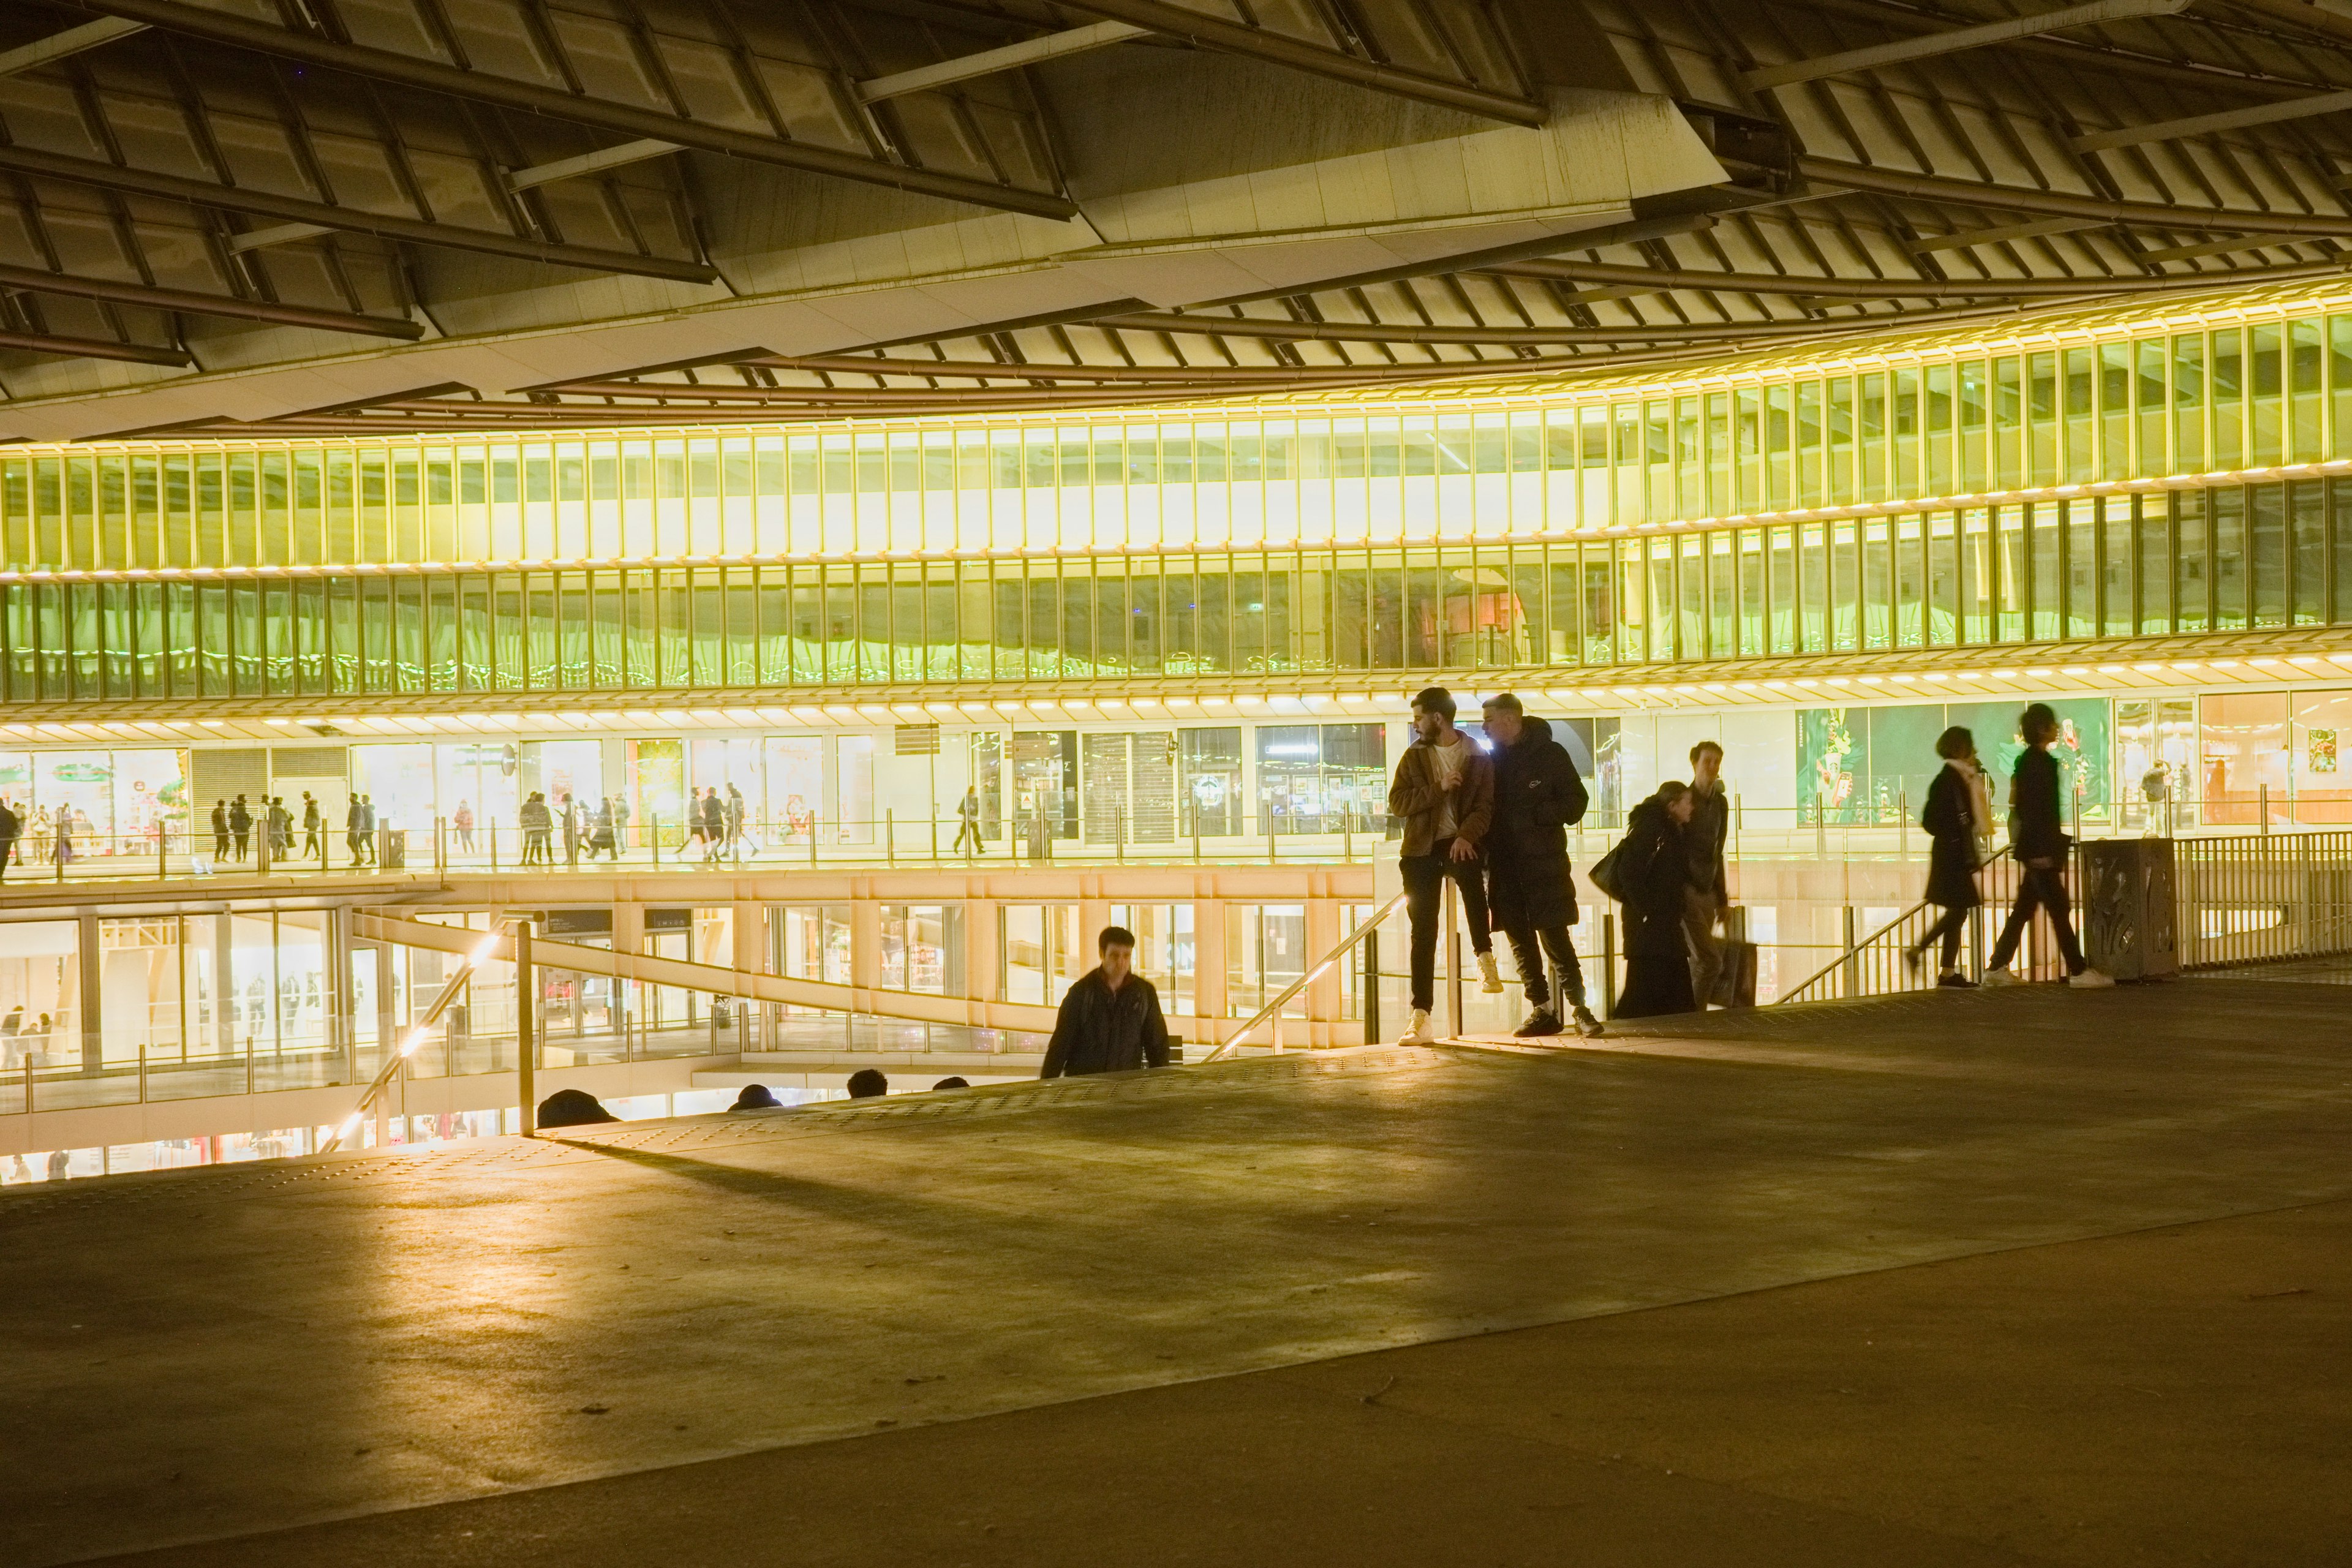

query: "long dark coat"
xmin=1611 ymin=799 xmax=1691 ymax=960
xmin=1921 ymin=763 xmax=1983 ymax=911
xmin=1487 ymin=717 xmax=1588 ymax=933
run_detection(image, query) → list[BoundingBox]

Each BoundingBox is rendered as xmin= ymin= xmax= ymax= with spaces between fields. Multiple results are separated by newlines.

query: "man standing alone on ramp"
xmin=1481 ymin=694 xmax=1603 ymax=1039
xmin=1039 ymin=926 xmax=1172 ymax=1078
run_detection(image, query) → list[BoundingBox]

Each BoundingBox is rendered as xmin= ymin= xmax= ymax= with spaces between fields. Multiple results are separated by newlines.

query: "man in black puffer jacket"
xmin=1480 ymin=694 xmax=1602 ymax=1038
xmin=1039 ymin=925 xmax=1171 ymax=1077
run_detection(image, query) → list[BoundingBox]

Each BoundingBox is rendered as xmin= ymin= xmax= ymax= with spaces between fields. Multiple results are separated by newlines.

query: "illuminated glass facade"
xmin=5 ymin=477 xmax=2350 ymax=701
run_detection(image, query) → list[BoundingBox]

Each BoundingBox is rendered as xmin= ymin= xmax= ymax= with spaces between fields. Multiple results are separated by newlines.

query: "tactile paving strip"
xmin=0 ymin=1049 xmax=1445 ymax=1223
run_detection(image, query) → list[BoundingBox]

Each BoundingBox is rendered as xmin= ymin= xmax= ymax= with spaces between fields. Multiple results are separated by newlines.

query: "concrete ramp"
xmin=2 ymin=979 xmax=2347 ymax=1566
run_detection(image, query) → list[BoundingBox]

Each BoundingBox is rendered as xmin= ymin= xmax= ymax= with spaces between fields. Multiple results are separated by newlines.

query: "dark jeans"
xmin=1403 ymin=841 xmax=1492 ymax=1012
xmin=1988 ymin=864 xmax=2086 ymax=974
xmin=1912 ymin=905 xmax=1970 ymax=970
xmin=1501 ymin=923 xmax=1586 ymax=1011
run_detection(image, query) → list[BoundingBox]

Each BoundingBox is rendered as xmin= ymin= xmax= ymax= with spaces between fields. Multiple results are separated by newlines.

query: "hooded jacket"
xmin=1486 ymin=716 xmax=1588 ymax=932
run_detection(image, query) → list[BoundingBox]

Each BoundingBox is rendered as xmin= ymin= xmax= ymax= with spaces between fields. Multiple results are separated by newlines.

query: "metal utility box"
xmin=2081 ymin=838 xmax=2178 ymax=980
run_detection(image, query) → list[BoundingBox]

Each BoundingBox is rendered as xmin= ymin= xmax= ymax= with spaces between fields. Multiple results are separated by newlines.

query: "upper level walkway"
xmin=2 ymin=971 xmax=2345 ymax=1567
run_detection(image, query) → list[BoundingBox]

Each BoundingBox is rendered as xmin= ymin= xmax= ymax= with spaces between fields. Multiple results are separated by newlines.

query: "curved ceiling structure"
xmin=12 ymin=0 xmax=2352 ymax=439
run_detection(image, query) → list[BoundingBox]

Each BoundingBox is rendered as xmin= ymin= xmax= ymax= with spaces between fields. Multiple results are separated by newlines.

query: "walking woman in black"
xmin=1611 ymin=780 xmax=1698 ymax=1018
xmin=1906 ymin=725 xmax=1986 ymax=988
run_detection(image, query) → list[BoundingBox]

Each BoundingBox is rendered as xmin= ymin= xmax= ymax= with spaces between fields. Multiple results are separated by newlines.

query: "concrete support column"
xmin=77 ymin=912 xmax=102 ymax=1076
xmin=611 ymin=901 xmax=646 ymax=955
xmin=216 ymin=911 xmax=238 ymax=1060
xmin=731 ymin=900 xmax=762 ymax=973
xmin=850 ymin=897 xmax=881 ymax=993
xmin=1305 ymin=895 xmax=1343 ymax=1044
xmin=1077 ymin=897 xmax=1114 ymax=964
xmin=968 ymin=900 xmax=1001 ymax=1004
xmin=1194 ymin=899 xmax=1229 ymax=1027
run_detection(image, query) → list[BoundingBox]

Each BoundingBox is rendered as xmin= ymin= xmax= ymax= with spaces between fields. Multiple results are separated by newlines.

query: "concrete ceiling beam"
xmin=61 ymin=0 xmax=1080 ymax=221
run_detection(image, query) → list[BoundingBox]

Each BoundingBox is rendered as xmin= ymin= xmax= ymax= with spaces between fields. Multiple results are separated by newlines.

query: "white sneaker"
xmin=1979 ymin=967 xmax=2020 ymax=987
xmin=2068 ymin=968 xmax=2116 ymax=989
xmin=1400 ymin=1008 xmax=1439 ymax=1046
xmin=1476 ymin=950 xmax=1505 ymax=993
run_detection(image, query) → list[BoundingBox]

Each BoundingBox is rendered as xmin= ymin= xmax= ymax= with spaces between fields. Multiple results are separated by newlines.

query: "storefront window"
xmin=0 ymin=921 xmax=81 ymax=1076
xmin=628 ymin=737 xmax=685 ymax=845
xmin=2202 ymin=692 xmax=2293 ymax=826
xmin=772 ymin=905 xmax=851 ymax=985
xmin=1225 ymin=903 xmax=1308 ymax=1019
xmin=880 ymin=905 xmax=963 ymax=993
xmin=1255 ymin=723 xmax=1387 ymax=835
xmin=764 ymin=736 xmax=824 ymax=842
xmin=1000 ymin=904 xmax=1076 ymax=1005
xmin=1110 ymin=903 xmax=1194 ymax=1014
xmin=1012 ymin=730 xmax=1076 ymax=840
xmin=1180 ymin=727 xmax=1243 ymax=837
xmin=0 ymin=749 xmax=188 ymax=858
xmin=2294 ymin=689 xmax=2352 ymax=823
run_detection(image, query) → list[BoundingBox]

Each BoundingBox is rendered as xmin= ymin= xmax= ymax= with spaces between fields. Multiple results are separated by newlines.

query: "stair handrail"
xmin=1773 ymin=846 xmax=2014 ymax=1006
xmin=1196 ymin=890 xmax=1407 ymax=1065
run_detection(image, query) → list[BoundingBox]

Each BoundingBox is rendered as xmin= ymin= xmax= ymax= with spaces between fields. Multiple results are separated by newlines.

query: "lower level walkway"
xmin=3 ymin=979 xmax=2346 ymax=1566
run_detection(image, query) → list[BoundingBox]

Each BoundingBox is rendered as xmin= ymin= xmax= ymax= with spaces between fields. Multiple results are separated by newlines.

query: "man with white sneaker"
xmin=1386 ymin=687 xmax=1504 ymax=1045
xmin=1982 ymin=701 xmax=2114 ymax=990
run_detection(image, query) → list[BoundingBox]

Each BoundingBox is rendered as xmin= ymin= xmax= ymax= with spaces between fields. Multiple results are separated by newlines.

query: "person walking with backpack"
xmin=301 ymin=792 xmax=323 ymax=861
xmin=1479 ymin=693 xmax=1602 ymax=1039
xmin=1386 ymin=687 xmax=1504 ymax=1046
xmin=1607 ymin=781 xmax=1700 ymax=1019
xmin=1984 ymin=703 xmax=2114 ymax=989
xmin=1905 ymin=726 xmax=1989 ymax=988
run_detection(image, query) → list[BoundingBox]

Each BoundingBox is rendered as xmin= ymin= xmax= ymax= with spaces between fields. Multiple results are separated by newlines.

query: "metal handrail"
xmin=1774 ymin=846 xmax=2013 ymax=1005
xmin=1196 ymin=890 xmax=1406 ymax=1066
xmin=318 ymin=915 xmax=513 ymax=1153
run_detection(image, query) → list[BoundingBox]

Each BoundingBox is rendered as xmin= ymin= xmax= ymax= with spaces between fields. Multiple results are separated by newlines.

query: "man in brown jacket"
xmin=1385 ymin=686 xmax=1504 ymax=1045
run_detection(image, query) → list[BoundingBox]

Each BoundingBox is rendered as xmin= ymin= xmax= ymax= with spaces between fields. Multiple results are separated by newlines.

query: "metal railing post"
xmin=887 ymin=809 xmax=895 ymax=866
xmin=1444 ymin=873 xmax=1462 ymax=1039
xmin=1362 ymin=925 xmax=1380 ymax=1044
xmin=810 ymin=814 xmax=820 ymax=868
xmin=1841 ymin=905 xmax=1860 ymax=999
xmin=516 ymin=919 xmax=536 ymax=1137
xmin=1599 ymin=912 xmax=1616 ymax=1019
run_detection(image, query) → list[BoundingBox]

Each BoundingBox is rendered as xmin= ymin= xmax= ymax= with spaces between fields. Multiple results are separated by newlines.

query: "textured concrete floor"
xmin=3 ymin=979 xmax=2347 ymax=1567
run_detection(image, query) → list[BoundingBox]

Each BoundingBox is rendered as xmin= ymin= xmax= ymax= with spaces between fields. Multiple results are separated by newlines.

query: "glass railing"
xmin=0 ymin=973 xmax=747 ymax=1118
xmin=6 ymin=793 xmax=2334 ymax=885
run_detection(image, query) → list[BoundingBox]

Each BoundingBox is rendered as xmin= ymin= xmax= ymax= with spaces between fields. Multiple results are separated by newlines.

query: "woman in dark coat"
xmin=1611 ymin=781 xmax=1697 ymax=1018
xmin=1906 ymin=725 xmax=1985 ymax=987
